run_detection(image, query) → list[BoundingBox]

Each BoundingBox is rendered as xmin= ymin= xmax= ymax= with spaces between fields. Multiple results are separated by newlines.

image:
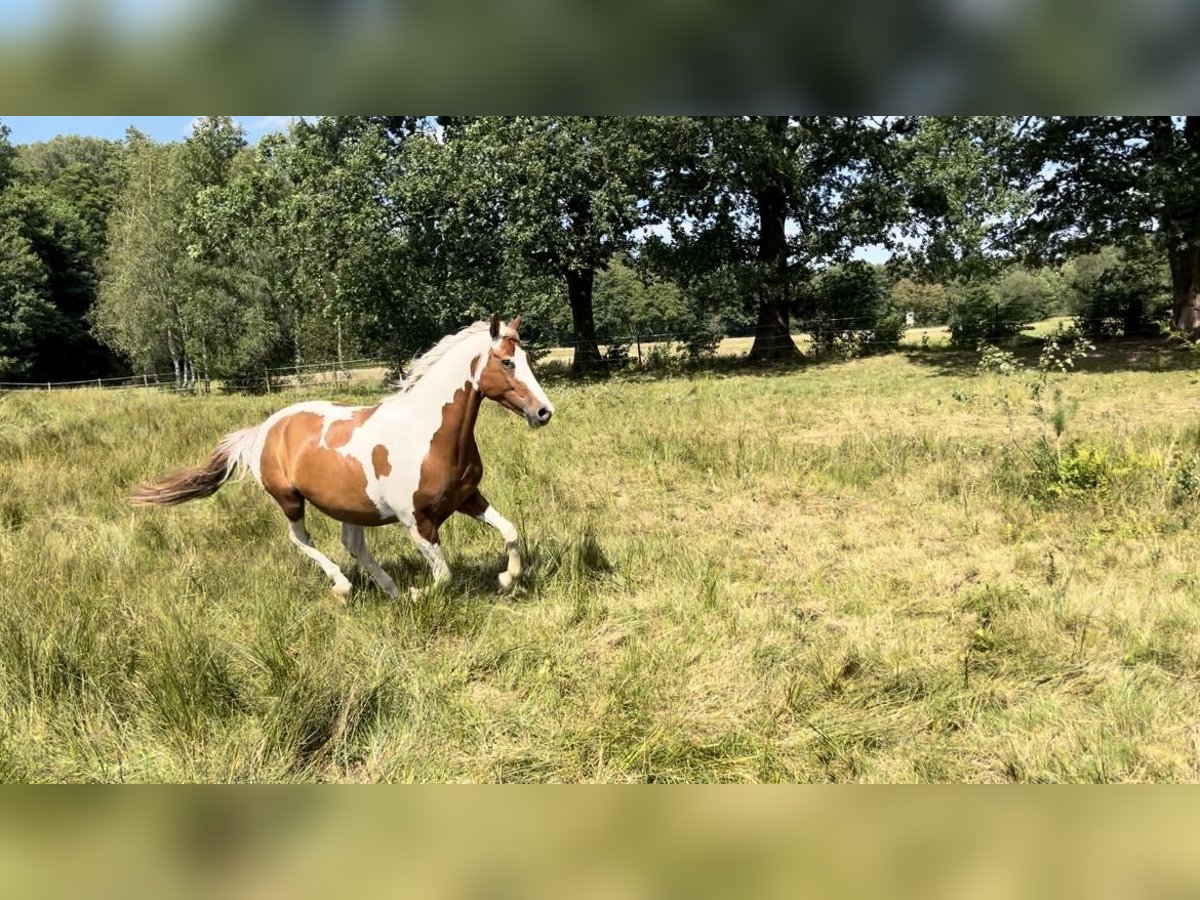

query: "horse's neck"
xmin=385 ymin=346 xmax=483 ymax=463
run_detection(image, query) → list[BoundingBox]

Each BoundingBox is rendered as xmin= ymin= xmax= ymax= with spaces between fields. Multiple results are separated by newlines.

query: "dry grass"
xmin=3 ymin=334 xmax=1200 ymax=781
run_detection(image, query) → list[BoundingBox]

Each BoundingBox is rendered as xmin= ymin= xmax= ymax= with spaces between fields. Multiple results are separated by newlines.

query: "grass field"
xmin=3 ymin=331 xmax=1200 ymax=782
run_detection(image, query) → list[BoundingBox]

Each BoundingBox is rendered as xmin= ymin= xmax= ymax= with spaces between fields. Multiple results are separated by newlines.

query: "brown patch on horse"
xmin=478 ymin=345 xmax=539 ymax=419
xmin=372 ymin=444 xmax=392 ymax=477
xmin=412 ymin=382 xmax=485 ymax=541
xmin=325 ymin=405 xmax=377 ymax=449
xmin=261 ymin=410 xmax=394 ymax=526
xmin=132 ymin=445 xmax=231 ymax=506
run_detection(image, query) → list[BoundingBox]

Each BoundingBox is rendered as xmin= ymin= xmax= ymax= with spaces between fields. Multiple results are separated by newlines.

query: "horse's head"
xmin=477 ymin=314 xmax=554 ymax=428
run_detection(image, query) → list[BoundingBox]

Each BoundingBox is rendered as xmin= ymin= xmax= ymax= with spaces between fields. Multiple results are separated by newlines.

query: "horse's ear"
xmin=489 ymin=313 xmax=500 ymax=339
xmin=510 ymin=315 xmax=522 ymax=333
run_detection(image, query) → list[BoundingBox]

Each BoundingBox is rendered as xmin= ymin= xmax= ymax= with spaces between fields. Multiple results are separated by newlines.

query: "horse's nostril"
xmin=537 ymin=407 xmax=552 ymax=422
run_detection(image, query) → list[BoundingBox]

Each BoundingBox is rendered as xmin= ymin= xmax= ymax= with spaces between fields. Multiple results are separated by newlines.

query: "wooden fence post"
xmin=264 ymin=371 xmax=272 ymax=394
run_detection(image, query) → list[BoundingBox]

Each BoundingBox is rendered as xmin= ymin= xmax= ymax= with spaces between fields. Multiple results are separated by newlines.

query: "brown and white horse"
xmin=133 ymin=316 xmax=553 ymax=599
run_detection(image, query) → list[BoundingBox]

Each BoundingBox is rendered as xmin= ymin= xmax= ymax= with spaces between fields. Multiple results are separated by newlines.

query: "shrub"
xmin=804 ymin=262 xmax=901 ymax=358
xmin=681 ymin=318 xmax=725 ymax=362
xmin=949 ymin=280 xmax=1027 ymax=346
xmin=1062 ymin=245 xmax=1170 ymax=337
xmin=891 ymin=277 xmax=951 ymax=326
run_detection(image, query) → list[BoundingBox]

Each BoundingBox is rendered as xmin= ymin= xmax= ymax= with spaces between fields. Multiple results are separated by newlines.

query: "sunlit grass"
xmin=2 ymin=336 xmax=1200 ymax=781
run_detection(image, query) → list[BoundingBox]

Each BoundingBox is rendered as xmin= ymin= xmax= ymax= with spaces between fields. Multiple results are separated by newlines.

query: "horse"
xmin=132 ymin=316 xmax=554 ymax=600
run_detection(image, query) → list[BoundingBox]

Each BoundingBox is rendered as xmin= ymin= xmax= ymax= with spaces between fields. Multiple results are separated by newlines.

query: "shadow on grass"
xmin=353 ymin=527 xmax=615 ymax=609
xmin=904 ymin=335 xmax=1200 ymax=378
xmin=536 ymin=350 xmax=833 ymax=387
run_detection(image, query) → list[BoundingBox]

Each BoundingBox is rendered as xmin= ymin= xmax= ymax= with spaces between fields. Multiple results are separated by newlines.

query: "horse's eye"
xmin=501 ymin=358 xmax=516 ymax=370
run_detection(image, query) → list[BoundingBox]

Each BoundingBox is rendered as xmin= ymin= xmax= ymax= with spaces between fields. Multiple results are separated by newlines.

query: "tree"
xmin=1017 ymin=116 xmax=1200 ymax=333
xmin=435 ymin=117 xmax=662 ymax=373
xmin=0 ymin=216 xmax=54 ymax=379
xmin=592 ymin=255 xmax=690 ymax=340
xmin=93 ymin=130 xmax=192 ymax=382
xmin=1061 ymin=244 xmax=1169 ymax=337
xmin=0 ymin=122 xmax=124 ymax=381
xmin=894 ymin=116 xmax=1027 ymax=281
xmin=0 ymin=123 xmax=15 ymax=192
xmin=651 ymin=116 xmax=907 ymax=361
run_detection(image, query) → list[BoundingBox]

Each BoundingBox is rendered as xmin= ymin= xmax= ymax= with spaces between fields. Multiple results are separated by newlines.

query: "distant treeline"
xmin=0 ymin=116 xmax=1193 ymax=384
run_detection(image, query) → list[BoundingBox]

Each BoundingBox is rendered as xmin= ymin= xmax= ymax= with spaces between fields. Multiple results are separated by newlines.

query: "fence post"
xmin=46 ymin=382 xmax=52 ymax=391
xmin=636 ymin=333 xmax=643 ymax=365
xmin=143 ymin=373 xmax=149 ymax=388
xmin=264 ymin=370 xmax=272 ymax=394
xmin=97 ymin=378 xmax=102 ymax=388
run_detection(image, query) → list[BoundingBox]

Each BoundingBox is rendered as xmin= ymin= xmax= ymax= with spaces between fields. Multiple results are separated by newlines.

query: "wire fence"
xmin=0 ymin=357 xmax=391 ymax=394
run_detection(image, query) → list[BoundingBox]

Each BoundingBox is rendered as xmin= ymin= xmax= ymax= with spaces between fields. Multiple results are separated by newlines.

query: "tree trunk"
xmin=167 ymin=327 xmax=182 ymax=389
xmin=748 ymin=158 xmax=800 ymax=362
xmin=567 ymin=268 xmax=603 ymax=375
xmin=1170 ymin=243 xmax=1200 ymax=334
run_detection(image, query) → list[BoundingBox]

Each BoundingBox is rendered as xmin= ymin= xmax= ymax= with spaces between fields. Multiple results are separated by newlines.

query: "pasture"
xmin=3 ymin=336 xmax=1200 ymax=781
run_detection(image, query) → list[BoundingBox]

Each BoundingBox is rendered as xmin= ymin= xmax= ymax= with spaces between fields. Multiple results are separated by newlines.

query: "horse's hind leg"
xmin=288 ymin=519 xmax=353 ymax=600
xmin=340 ymin=523 xmax=399 ymax=598
xmin=262 ymin=463 xmax=352 ymax=600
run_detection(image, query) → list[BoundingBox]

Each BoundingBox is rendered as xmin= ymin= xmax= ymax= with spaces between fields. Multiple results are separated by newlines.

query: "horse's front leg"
xmin=459 ymin=491 xmax=521 ymax=592
xmin=407 ymin=519 xmax=450 ymax=598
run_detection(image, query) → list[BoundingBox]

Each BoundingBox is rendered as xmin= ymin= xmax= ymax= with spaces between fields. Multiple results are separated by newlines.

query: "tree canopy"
xmin=0 ymin=115 xmax=1194 ymax=385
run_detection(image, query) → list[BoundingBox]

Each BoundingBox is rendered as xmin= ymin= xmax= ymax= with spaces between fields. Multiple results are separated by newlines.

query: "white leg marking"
xmin=477 ymin=505 xmax=522 ymax=592
xmin=340 ymin=523 xmax=399 ymax=598
xmin=408 ymin=525 xmax=450 ymax=593
xmin=288 ymin=520 xmax=353 ymax=598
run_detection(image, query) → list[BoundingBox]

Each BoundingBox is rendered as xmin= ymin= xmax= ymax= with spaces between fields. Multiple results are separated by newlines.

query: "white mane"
xmin=392 ymin=321 xmax=492 ymax=396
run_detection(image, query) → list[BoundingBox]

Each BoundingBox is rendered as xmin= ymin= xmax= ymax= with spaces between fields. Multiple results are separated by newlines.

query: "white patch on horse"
xmin=368 ymin=325 xmax=499 ymax=527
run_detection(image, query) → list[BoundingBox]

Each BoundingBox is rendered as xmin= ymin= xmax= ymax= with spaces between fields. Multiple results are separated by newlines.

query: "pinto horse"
xmin=132 ymin=316 xmax=553 ymax=599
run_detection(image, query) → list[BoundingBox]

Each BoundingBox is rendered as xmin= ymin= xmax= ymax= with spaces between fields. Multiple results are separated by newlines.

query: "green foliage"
xmin=890 ymin=277 xmax=951 ymax=325
xmin=1170 ymin=453 xmax=1200 ymax=505
xmin=650 ymin=117 xmax=909 ymax=359
xmin=1017 ymin=117 xmax=1200 ymax=331
xmin=1061 ymin=245 xmax=1170 ymax=337
xmin=0 ymin=216 xmax=54 ymax=378
xmin=1027 ymin=442 xmax=1120 ymax=500
xmin=593 ymin=256 xmax=690 ymax=340
xmin=979 ymin=323 xmax=1101 ymax=501
xmin=804 ymin=261 xmax=902 ymax=357
xmin=896 ymin=116 xmax=1027 ymax=281
xmin=0 ymin=124 xmax=124 ymax=381
xmin=948 ymin=274 xmax=1046 ymax=346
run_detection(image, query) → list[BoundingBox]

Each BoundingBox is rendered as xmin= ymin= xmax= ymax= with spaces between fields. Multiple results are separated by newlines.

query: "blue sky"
xmin=0 ymin=116 xmax=299 ymax=144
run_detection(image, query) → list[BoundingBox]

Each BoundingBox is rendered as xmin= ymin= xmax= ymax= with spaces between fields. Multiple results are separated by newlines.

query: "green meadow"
xmin=3 ymin=335 xmax=1200 ymax=781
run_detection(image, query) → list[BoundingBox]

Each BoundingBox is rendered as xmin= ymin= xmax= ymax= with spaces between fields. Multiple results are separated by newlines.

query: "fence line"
xmin=0 ymin=357 xmax=392 ymax=393
xmin=1 ymin=316 xmax=1112 ymax=392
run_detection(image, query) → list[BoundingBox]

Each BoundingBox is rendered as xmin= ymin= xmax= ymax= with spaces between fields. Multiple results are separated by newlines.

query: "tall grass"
xmin=2 ymin=346 xmax=1200 ymax=781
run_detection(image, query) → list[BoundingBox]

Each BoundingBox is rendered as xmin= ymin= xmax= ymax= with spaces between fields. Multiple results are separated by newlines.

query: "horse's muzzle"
xmin=527 ymin=406 xmax=553 ymax=428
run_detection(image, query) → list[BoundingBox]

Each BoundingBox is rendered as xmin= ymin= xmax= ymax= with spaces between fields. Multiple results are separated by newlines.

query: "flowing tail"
xmin=131 ymin=426 xmax=259 ymax=506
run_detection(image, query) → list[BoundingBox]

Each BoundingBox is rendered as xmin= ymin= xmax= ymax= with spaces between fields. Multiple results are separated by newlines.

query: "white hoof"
xmin=331 ymin=580 xmax=352 ymax=601
xmin=498 ymin=571 xmax=517 ymax=593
